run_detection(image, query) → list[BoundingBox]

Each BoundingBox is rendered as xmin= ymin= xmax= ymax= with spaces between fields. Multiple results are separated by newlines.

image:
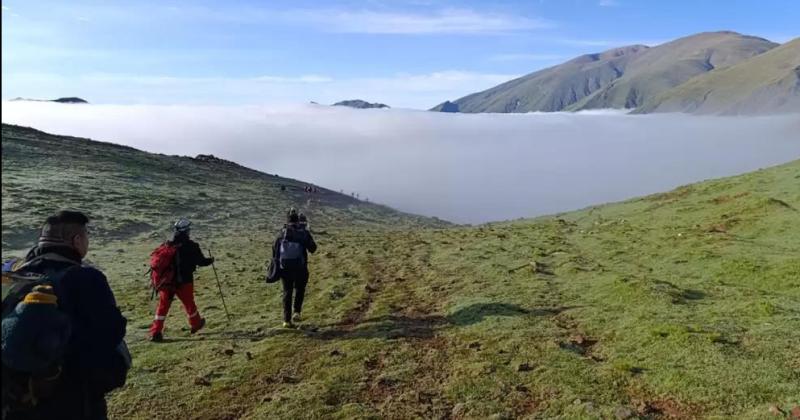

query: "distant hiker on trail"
xmin=272 ymin=209 xmax=317 ymax=328
xmin=1 ymin=210 xmax=130 ymax=420
xmin=148 ymin=218 xmax=214 ymax=342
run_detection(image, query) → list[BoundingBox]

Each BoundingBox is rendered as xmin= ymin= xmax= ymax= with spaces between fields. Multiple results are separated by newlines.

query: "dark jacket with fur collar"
xmin=11 ymin=245 xmax=127 ymax=420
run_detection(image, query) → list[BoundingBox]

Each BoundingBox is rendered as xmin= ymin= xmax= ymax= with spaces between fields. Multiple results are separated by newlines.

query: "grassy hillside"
xmin=2 ymin=125 xmax=799 ymax=419
xmin=1 ymin=124 xmax=446 ymax=253
xmin=635 ymin=38 xmax=800 ymax=115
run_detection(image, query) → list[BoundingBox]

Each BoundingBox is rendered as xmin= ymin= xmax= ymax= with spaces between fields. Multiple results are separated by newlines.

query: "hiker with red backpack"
xmin=272 ymin=209 xmax=317 ymax=328
xmin=1 ymin=210 xmax=130 ymax=420
xmin=148 ymin=218 xmax=214 ymax=342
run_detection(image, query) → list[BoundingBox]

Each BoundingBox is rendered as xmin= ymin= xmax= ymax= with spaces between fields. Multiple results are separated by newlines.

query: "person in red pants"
xmin=149 ymin=218 xmax=214 ymax=342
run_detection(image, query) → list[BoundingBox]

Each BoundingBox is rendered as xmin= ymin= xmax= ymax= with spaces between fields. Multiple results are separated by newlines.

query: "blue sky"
xmin=2 ymin=0 xmax=798 ymax=108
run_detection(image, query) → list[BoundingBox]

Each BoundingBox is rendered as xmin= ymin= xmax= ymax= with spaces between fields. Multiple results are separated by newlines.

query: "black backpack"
xmin=1 ymin=257 xmax=75 ymax=415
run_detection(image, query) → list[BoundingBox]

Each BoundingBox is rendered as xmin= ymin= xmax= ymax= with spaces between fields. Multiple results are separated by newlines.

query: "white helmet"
xmin=174 ymin=218 xmax=192 ymax=232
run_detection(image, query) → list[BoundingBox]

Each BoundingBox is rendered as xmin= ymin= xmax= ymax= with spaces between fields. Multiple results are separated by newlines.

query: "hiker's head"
xmin=39 ymin=210 xmax=90 ymax=258
xmin=173 ymin=218 xmax=192 ymax=234
xmin=172 ymin=218 xmax=192 ymax=242
xmin=287 ymin=208 xmax=299 ymax=224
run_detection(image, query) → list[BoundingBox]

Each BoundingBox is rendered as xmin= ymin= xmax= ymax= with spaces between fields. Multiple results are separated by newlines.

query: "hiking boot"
xmin=191 ymin=318 xmax=206 ymax=334
xmin=282 ymin=321 xmax=296 ymax=329
xmin=292 ymin=312 xmax=302 ymax=323
xmin=150 ymin=332 xmax=163 ymax=343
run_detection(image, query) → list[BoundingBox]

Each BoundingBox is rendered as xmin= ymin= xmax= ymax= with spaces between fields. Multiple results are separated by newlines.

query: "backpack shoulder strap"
xmin=2 ymin=265 xmax=78 ymax=317
xmin=15 ymin=253 xmax=80 ymax=271
xmin=168 ymin=241 xmax=182 ymax=283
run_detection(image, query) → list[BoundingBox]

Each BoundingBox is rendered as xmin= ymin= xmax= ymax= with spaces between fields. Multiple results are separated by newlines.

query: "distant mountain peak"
xmin=333 ymin=99 xmax=390 ymax=109
xmin=430 ymin=101 xmax=460 ymax=113
xmin=599 ymin=44 xmax=650 ymax=59
xmin=53 ymin=97 xmax=88 ymax=104
xmin=10 ymin=97 xmax=89 ymax=104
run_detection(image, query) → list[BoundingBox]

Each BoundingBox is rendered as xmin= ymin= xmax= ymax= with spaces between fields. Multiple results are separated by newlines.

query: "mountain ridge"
xmin=431 ymin=31 xmax=795 ymax=115
xmin=333 ymin=99 xmax=390 ymax=109
xmin=431 ymin=44 xmax=649 ymax=113
xmin=11 ymin=96 xmax=89 ymax=104
xmin=634 ymin=37 xmax=800 ymax=115
xmin=572 ymin=31 xmax=778 ymax=110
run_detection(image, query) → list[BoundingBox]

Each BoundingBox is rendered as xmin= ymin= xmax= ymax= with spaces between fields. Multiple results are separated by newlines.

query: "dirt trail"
xmin=328 ymin=232 xmax=457 ymax=418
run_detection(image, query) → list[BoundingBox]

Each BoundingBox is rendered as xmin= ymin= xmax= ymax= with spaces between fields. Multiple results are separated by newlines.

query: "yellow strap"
xmin=22 ymin=291 xmax=58 ymax=305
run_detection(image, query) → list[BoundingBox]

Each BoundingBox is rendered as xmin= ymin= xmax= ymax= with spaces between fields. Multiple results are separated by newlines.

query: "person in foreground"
xmin=1 ymin=210 xmax=129 ymax=420
xmin=272 ymin=209 xmax=317 ymax=328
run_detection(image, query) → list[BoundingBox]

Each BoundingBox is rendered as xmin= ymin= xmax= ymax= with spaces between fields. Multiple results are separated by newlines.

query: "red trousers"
xmin=149 ymin=283 xmax=202 ymax=336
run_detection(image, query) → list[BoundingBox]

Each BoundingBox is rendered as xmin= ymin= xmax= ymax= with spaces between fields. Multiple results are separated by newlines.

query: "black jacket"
xmin=15 ymin=245 xmax=128 ymax=420
xmin=170 ymin=233 xmax=213 ymax=284
xmin=272 ymin=224 xmax=317 ymax=269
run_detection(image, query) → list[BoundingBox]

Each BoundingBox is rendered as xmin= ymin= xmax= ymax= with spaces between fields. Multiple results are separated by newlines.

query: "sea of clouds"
xmin=3 ymin=101 xmax=799 ymax=223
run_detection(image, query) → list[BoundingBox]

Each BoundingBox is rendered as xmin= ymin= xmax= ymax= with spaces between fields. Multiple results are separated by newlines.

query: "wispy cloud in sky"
xmin=79 ymin=73 xmax=335 ymax=86
xmin=251 ymin=75 xmax=333 ymax=84
xmin=284 ymin=8 xmax=553 ymax=34
xmin=598 ymin=0 xmax=620 ymax=7
xmin=489 ymin=53 xmax=566 ymax=62
xmin=56 ymin=5 xmax=552 ymax=35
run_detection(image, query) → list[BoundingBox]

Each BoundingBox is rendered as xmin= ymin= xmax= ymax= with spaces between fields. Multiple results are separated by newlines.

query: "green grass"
xmin=2 ymin=124 xmax=799 ymax=419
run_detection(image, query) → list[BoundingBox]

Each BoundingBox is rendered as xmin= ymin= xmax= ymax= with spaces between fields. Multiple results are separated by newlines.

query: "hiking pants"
xmin=281 ymin=269 xmax=308 ymax=322
xmin=149 ymin=283 xmax=203 ymax=336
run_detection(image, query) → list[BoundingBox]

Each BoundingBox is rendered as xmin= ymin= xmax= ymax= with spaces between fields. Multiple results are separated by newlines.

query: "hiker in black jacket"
xmin=272 ymin=209 xmax=317 ymax=328
xmin=171 ymin=220 xmax=214 ymax=285
xmin=2 ymin=210 xmax=129 ymax=420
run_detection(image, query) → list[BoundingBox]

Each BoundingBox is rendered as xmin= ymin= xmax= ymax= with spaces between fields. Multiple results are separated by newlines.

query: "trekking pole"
xmin=208 ymin=249 xmax=232 ymax=324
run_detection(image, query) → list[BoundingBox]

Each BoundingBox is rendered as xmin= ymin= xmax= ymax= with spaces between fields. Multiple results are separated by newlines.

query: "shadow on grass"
xmin=448 ymin=303 xmax=565 ymax=326
xmin=133 ymin=303 xmax=580 ymax=344
xmin=313 ymin=303 xmax=579 ymax=341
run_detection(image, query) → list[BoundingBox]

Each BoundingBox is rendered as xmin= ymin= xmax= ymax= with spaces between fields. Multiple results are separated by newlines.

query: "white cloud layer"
xmin=3 ymin=102 xmax=799 ymax=224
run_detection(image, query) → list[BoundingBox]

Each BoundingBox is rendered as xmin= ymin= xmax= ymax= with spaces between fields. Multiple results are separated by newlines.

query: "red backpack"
xmin=149 ymin=242 xmax=179 ymax=291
